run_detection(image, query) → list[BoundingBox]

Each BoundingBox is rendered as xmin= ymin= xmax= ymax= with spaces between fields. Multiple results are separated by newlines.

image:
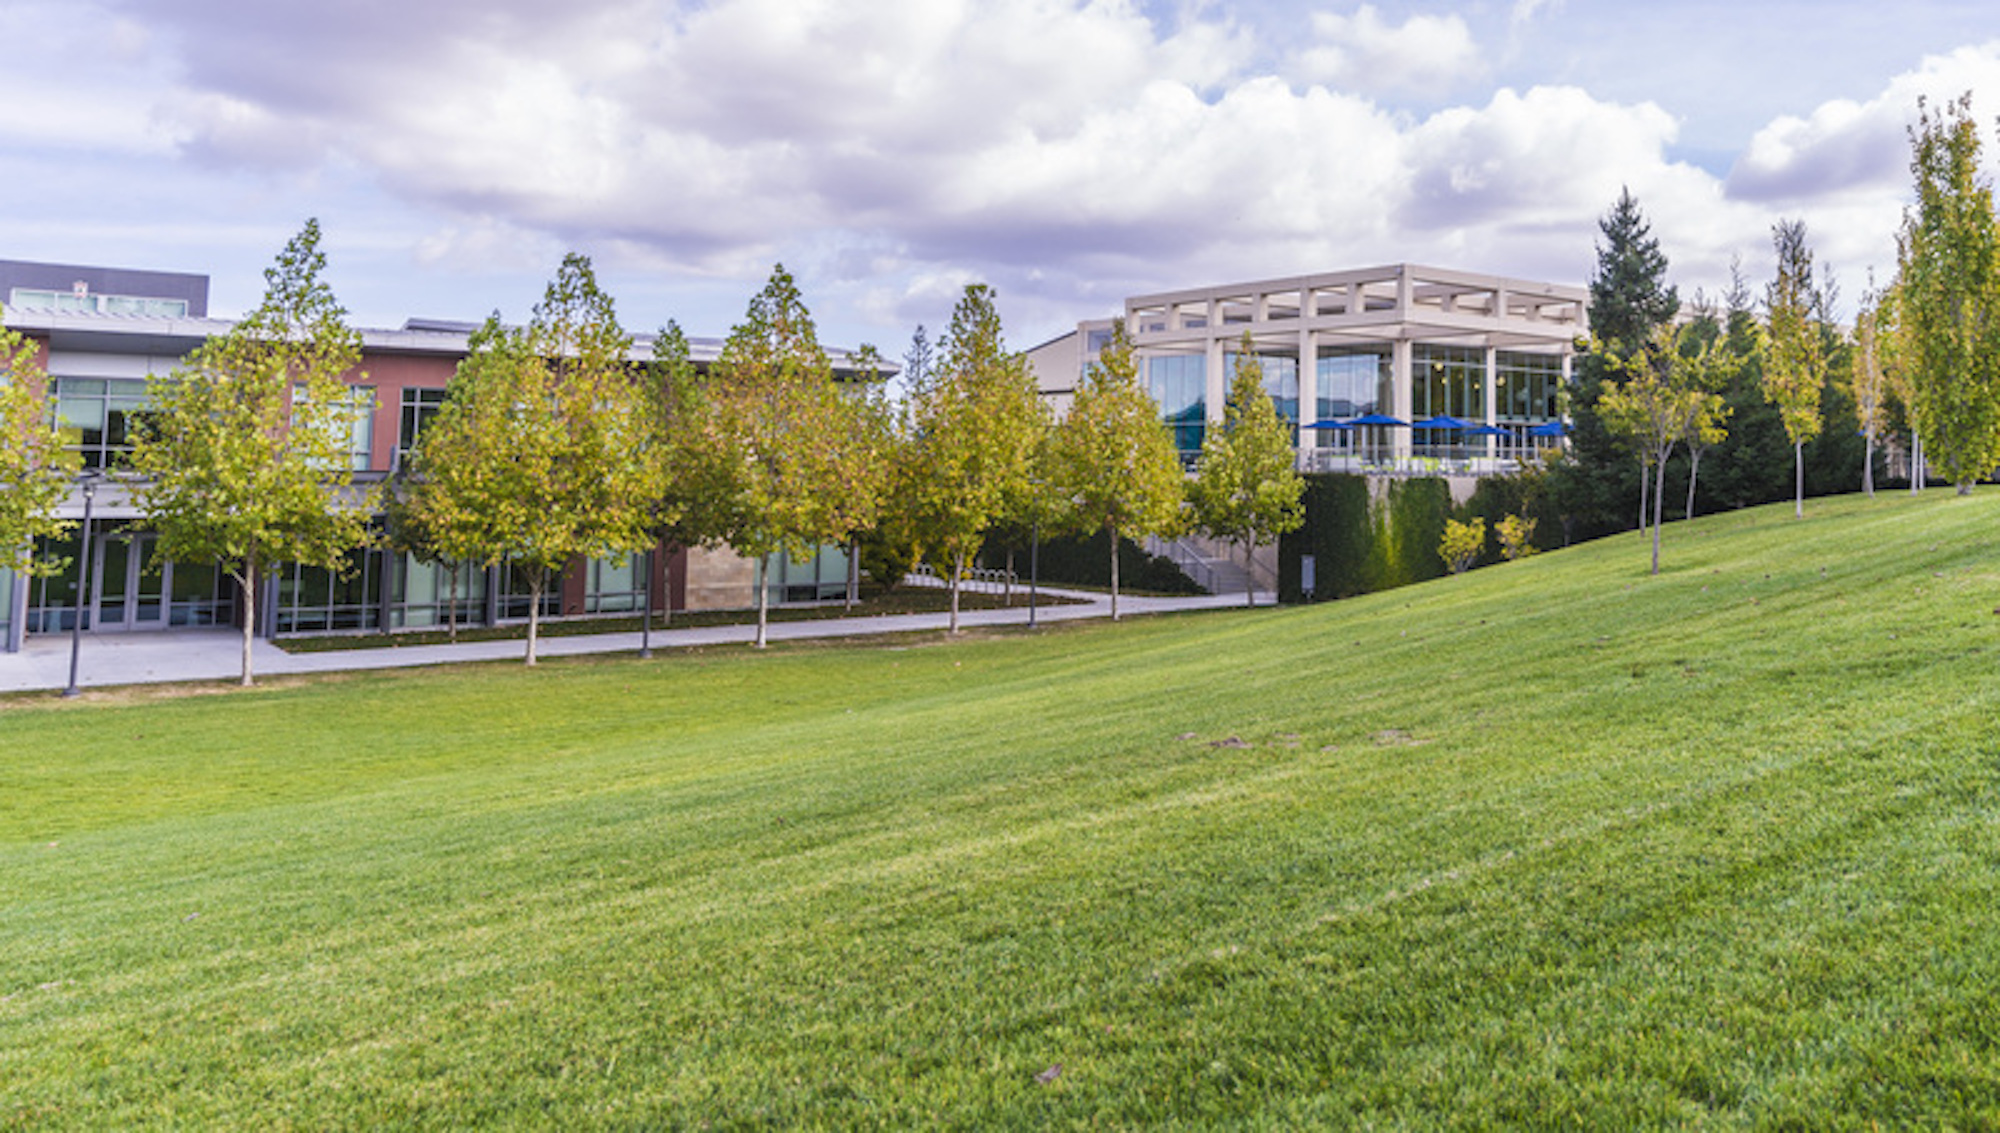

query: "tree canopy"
xmin=1048 ymin=322 xmax=1184 ymax=620
xmin=129 ymin=219 xmax=373 ymax=686
xmin=0 ymin=307 xmax=79 ymax=577
xmin=1190 ymin=334 xmax=1304 ymax=606
xmin=1896 ymin=93 xmax=2000 ymax=493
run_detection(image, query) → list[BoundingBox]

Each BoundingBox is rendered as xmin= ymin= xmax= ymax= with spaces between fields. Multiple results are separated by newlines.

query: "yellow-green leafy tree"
xmin=1896 ymin=93 xmax=2000 ymax=494
xmin=1190 ymin=333 xmax=1304 ymax=607
xmin=1598 ymin=323 xmax=1720 ymax=574
xmin=0 ymin=307 xmax=79 ymax=579
xmin=905 ymin=283 xmax=1047 ymax=633
xmin=1849 ymin=276 xmax=1901 ymax=498
xmin=403 ymin=254 xmax=654 ymax=665
xmin=708 ymin=265 xmax=886 ymax=647
xmin=1048 ymin=322 xmax=1184 ymax=620
xmin=1762 ymin=218 xmax=1826 ymax=517
xmin=130 ymin=219 xmax=375 ymax=686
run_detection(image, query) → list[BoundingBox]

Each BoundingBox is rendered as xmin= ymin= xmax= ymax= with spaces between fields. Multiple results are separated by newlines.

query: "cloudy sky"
xmin=3 ymin=0 xmax=1998 ymax=352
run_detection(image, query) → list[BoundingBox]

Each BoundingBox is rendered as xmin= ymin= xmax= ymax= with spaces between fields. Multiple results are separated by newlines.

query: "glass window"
xmin=399 ymin=387 xmax=450 ymax=457
xmin=54 ymin=377 xmax=152 ymax=469
xmin=1145 ymin=354 xmax=1206 ymax=456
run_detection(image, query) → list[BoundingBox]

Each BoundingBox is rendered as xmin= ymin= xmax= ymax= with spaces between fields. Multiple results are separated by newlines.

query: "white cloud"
xmin=23 ymin=1 xmax=2000 ymax=343
xmin=1288 ymin=6 xmax=1484 ymax=96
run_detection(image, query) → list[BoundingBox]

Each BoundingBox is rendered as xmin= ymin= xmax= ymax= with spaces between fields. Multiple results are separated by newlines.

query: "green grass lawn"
xmin=4 ymin=489 xmax=1998 ymax=1128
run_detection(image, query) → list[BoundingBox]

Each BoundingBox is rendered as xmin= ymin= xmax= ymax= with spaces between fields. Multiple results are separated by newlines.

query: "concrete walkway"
xmin=0 ymin=587 xmax=1275 ymax=695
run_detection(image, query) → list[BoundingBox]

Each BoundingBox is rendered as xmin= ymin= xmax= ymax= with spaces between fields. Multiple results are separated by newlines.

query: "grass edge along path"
xmin=2 ymin=488 xmax=1998 ymax=1127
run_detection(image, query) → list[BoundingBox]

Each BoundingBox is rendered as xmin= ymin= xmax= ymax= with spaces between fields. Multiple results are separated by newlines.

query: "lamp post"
xmin=638 ymin=544 xmax=654 ymax=660
xmin=62 ymin=471 xmax=101 ymax=699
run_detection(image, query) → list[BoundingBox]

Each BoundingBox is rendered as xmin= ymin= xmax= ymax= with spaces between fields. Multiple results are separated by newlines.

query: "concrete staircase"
xmin=1146 ymin=536 xmax=1256 ymax=599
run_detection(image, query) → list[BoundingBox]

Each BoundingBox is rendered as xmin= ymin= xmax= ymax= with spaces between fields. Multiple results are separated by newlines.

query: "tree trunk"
xmin=1911 ymin=431 xmax=1922 ymax=494
xmin=1004 ymin=549 xmax=1015 ymax=607
xmin=755 ymin=554 xmax=770 ymax=648
xmin=524 ymin=571 xmax=542 ymax=666
xmin=239 ymin=555 xmax=257 ymax=688
xmin=1685 ymin=449 xmax=1702 ymax=521
xmin=1636 ymin=458 xmax=1649 ymax=533
xmin=949 ymin=550 xmax=964 ymax=635
xmin=1794 ymin=442 xmax=1804 ymax=518
xmin=1108 ymin=523 xmax=1121 ymax=622
xmin=1862 ymin=433 xmax=1875 ymax=498
xmin=1652 ymin=450 xmax=1669 ymax=575
xmin=446 ymin=561 xmax=460 ymax=643
xmin=1243 ymin=537 xmax=1256 ymax=608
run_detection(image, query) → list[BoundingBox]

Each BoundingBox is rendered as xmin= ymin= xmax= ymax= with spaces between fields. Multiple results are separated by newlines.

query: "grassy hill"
xmin=4 ymin=489 xmax=1997 ymax=1127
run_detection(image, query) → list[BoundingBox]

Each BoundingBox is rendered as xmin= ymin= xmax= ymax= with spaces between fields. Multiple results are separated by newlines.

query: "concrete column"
xmin=1298 ymin=323 xmax=1318 ymax=458
xmin=1392 ymin=338 xmax=1413 ymax=460
xmin=1484 ymin=345 xmax=1499 ymax=460
xmin=1205 ymin=334 xmax=1227 ymax=427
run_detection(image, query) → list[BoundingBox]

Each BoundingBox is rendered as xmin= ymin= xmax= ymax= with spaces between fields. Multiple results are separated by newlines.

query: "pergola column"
xmin=1205 ymin=333 xmax=1226 ymax=427
xmin=1392 ymin=338 xmax=1413 ymax=460
xmin=1484 ymin=345 xmax=1499 ymax=459
xmin=1298 ymin=319 xmax=1318 ymax=459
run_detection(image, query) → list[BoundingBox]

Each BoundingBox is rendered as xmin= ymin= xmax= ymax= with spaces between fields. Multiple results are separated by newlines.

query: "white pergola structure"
xmin=1032 ymin=264 xmax=1588 ymax=476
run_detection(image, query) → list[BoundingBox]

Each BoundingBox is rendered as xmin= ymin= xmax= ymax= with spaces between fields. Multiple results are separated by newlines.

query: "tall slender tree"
xmin=130 ymin=219 xmax=374 ymax=686
xmin=708 ymin=265 xmax=886 ymax=647
xmin=402 ymin=256 xmax=653 ymax=665
xmin=1896 ymin=93 xmax=2000 ymax=494
xmin=1048 ymin=322 xmax=1184 ymax=621
xmin=0 ymin=308 xmax=79 ymax=579
xmin=1762 ymin=219 xmax=1826 ymax=518
xmin=905 ymin=284 xmax=1047 ymax=633
xmin=1849 ymin=276 xmax=1899 ymax=498
xmin=1552 ymin=189 xmax=1681 ymax=540
xmin=1190 ymin=334 xmax=1305 ymax=606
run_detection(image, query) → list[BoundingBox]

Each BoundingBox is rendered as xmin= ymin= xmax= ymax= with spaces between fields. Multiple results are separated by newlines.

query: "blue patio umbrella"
xmin=1467 ymin=422 xmax=1510 ymax=436
xmin=1528 ymin=420 xmax=1570 ymax=437
xmin=1410 ymin=414 xmax=1478 ymax=431
xmin=1343 ymin=412 xmax=1409 ymax=427
xmin=1304 ymin=419 xmax=1355 ymax=430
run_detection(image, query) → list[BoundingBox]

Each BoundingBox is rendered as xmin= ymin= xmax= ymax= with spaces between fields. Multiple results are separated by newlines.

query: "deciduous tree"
xmin=708 ymin=265 xmax=886 ymax=646
xmin=403 ymin=255 xmax=653 ymax=665
xmin=130 ymin=219 xmax=374 ymax=686
xmin=1896 ymin=93 xmax=2000 ymax=494
xmin=905 ymin=284 xmax=1047 ymax=632
xmin=1048 ymin=322 xmax=1183 ymax=620
xmin=1190 ymin=334 xmax=1304 ymax=607
xmin=0 ymin=308 xmax=78 ymax=578
xmin=1762 ymin=219 xmax=1826 ymax=517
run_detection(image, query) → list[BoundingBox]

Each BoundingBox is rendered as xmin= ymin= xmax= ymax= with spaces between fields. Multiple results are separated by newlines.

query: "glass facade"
xmin=55 ymin=378 xmax=151 ymax=469
xmin=1224 ymin=350 xmax=1300 ymax=444
xmin=274 ymin=546 xmax=382 ymax=634
xmin=585 ymin=555 xmax=645 ymax=613
xmin=1145 ymin=354 xmax=1206 ymax=455
xmin=389 ymin=555 xmax=487 ymax=629
xmin=8 ymin=289 xmax=188 ymax=318
xmin=1495 ymin=350 xmax=1564 ymax=421
xmin=762 ymin=546 xmax=851 ymax=605
xmin=22 ymin=527 xmax=231 ymax=633
xmin=1314 ymin=348 xmax=1392 ymax=452
xmin=1412 ymin=345 xmax=1486 ymax=422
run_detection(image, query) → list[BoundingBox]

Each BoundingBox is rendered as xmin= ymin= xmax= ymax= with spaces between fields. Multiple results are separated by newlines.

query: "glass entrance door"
xmin=92 ymin=532 xmax=170 ymax=631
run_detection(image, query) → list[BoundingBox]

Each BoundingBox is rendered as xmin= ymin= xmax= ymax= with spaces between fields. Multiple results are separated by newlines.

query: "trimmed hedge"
xmin=1278 ymin=473 xmax=1453 ymax=602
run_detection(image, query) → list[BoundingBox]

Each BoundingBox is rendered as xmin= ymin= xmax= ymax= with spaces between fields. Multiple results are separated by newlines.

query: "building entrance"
xmin=91 ymin=531 xmax=169 ymax=631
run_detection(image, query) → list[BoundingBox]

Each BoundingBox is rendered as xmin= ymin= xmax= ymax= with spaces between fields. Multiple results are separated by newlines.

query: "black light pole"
xmin=62 ymin=474 xmax=99 ymax=699
xmin=1028 ymin=516 xmax=1040 ymax=629
xmin=639 ymin=545 xmax=654 ymax=659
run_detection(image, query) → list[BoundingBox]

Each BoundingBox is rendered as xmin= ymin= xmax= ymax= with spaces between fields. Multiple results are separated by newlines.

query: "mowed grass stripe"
xmin=3 ymin=489 xmax=1998 ymax=1126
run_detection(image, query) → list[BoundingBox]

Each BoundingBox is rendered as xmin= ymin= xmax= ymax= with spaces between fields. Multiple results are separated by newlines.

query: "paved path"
xmin=0 ymin=587 xmax=1274 ymax=695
